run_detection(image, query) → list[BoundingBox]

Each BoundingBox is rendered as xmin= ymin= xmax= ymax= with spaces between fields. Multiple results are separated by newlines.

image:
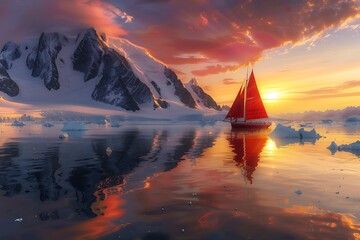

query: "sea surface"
xmin=0 ymin=121 xmax=359 ymax=240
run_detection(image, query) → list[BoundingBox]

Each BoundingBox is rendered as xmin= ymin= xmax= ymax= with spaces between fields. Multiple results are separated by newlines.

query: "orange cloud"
xmin=192 ymin=64 xmax=241 ymax=77
xmin=223 ymin=78 xmax=240 ymax=85
xmin=118 ymin=0 xmax=360 ymax=76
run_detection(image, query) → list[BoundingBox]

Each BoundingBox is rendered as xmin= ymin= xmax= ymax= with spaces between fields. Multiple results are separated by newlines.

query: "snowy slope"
xmin=0 ymin=28 xmax=222 ymax=117
xmin=185 ymin=78 xmax=221 ymax=111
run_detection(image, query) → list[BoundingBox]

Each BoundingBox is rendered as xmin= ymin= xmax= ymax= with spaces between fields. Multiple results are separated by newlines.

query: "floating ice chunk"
xmin=106 ymin=147 xmax=112 ymax=156
xmin=321 ymin=119 xmax=333 ymax=124
xmin=270 ymin=124 xmax=321 ymax=139
xmin=14 ymin=218 xmax=23 ymax=222
xmin=62 ymin=122 xmax=87 ymax=131
xmin=59 ymin=132 xmax=69 ymax=139
xmin=294 ymin=190 xmax=302 ymax=195
xmin=43 ymin=122 xmax=54 ymax=127
xmin=269 ymin=124 xmax=300 ymax=138
xmin=110 ymin=122 xmax=121 ymax=128
xmin=11 ymin=120 xmax=25 ymax=127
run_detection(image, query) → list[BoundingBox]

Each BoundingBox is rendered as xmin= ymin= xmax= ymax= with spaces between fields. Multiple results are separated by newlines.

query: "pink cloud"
xmin=192 ymin=64 xmax=241 ymax=77
xmin=121 ymin=0 xmax=360 ymax=76
xmin=0 ymin=0 xmax=130 ymax=46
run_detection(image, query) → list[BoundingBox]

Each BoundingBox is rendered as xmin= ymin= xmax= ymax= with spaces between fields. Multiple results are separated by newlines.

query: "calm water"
xmin=0 ymin=121 xmax=359 ymax=240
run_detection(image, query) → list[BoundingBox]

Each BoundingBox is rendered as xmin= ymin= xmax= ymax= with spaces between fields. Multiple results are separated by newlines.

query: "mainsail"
xmin=225 ymin=82 xmax=245 ymax=119
xmin=225 ymin=70 xmax=268 ymax=121
xmin=245 ymin=71 xmax=268 ymax=120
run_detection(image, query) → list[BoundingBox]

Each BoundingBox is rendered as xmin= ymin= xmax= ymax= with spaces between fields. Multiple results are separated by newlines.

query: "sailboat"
xmin=224 ymin=70 xmax=271 ymax=129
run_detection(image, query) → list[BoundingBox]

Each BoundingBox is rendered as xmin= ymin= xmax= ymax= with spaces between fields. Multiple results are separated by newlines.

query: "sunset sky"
xmin=1 ymin=0 xmax=359 ymax=115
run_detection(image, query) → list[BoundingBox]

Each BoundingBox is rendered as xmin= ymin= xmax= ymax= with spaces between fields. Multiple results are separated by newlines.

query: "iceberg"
xmin=298 ymin=128 xmax=321 ymax=139
xmin=61 ymin=122 xmax=87 ymax=131
xmin=269 ymin=124 xmax=300 ymax=138
xmin=270 ymin=124 xmax=321 ymax=147
xmin=270 ymin=124 xmax=321 ymax=139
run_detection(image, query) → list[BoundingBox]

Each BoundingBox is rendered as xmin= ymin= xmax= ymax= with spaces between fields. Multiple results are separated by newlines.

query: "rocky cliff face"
xmin=92 ymin=49 xmax=144 ymax=111
xmin=73 ymin=28 xmax=107 ymax=82
xmin=164 ymin=67 xmax=196 ymax=108
xmin=26 ymin=32 xmax=68 ymax=91
xmin=0 ymin=42 xmax=21 ymax=70
xmin=0 ymin=42 xmax=20 ymax=97
xmin=0 ymin=64 xmax=19 ymax=97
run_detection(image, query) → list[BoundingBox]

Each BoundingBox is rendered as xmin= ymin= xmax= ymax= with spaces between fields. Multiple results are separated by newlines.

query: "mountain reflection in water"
xmin=0 ymin=123 xmax=359 ymax=240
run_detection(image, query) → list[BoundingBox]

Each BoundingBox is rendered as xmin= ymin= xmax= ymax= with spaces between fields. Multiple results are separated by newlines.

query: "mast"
xmin=244 ymin=67 xmax=249 ymax=122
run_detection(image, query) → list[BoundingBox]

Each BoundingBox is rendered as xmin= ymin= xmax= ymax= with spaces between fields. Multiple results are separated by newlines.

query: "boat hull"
xmin=231 ymin=122 xmax=271 ymax=129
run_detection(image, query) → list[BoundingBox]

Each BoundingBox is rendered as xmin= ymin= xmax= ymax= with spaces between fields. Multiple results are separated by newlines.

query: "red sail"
xmin=245 ymin=71 xmax=268 ymax=120
xmin=225 ymin=84 xmax=244 ymax=119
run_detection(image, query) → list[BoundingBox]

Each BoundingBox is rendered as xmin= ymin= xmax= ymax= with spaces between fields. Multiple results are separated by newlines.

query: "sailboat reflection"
xmin=228 ymin=129 xmax=267 ymax=184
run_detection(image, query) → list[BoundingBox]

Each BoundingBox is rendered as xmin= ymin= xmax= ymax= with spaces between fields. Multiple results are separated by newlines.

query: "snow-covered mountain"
xmin=186 ymin=78 xmax=221 ymax=111
xmin=0 ymin=28 xmax=221 ymax=114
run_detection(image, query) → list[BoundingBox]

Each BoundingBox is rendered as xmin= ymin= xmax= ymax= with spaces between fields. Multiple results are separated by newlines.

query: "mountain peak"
xmin=188 ymin=77 xmax=199 ymax=86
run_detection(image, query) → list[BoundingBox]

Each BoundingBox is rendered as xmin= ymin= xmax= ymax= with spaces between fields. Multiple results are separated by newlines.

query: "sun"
xmin=263 ymin=91 xmax=281 ymax=101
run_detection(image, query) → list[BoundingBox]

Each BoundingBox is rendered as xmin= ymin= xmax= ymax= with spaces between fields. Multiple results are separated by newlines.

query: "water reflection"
xmin=0 ymin=124 xmax=360 ymax=239
xmin=0 ymin=127 xmax=220 ymax=221
xmin=227 ymin=129 xmax=267 ymax=184
xmin=270 ymin=136 xmax=319 ymax=148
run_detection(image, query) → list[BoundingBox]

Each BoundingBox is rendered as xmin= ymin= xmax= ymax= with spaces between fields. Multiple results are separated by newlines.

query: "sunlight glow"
xmin=264 ymin=139 xmax=277 ymax=152
xmin=263 ymin=92 xmax=281 ymax=102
